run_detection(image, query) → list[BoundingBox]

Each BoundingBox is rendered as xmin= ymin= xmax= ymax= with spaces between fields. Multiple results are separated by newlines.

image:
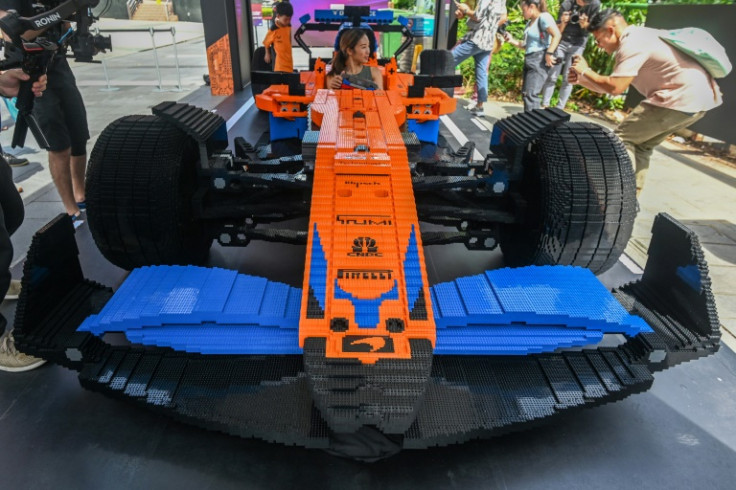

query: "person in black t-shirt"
xmin=0 ymin=0 xmax=90 ymax=219
xmin=540 ymin=0 xmax=600 ymax=109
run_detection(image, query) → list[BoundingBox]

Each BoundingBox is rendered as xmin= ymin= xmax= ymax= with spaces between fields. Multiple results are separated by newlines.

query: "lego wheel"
xmin=499 ymin=122 xmax=636 ymax=274
xmin=419 ymin=49 xmax=454 ymax=96
xmin=251 ymin=46 xmax=273 ymax=96
xmin=86 ymin=115 xmax=212 ymax=270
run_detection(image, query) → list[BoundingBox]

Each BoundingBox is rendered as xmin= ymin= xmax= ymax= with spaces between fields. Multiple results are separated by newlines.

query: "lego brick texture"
xmin=12 ymin=211 xmax=721 ymax=452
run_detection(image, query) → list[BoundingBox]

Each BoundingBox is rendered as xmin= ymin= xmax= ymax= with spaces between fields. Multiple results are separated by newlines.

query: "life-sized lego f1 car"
xmin=14 ymin=8 xmax=720 ymax=459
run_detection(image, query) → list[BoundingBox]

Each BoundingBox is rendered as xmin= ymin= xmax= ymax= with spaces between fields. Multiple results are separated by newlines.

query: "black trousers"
xmin=0 ymin=156 xmax=24 ymax=331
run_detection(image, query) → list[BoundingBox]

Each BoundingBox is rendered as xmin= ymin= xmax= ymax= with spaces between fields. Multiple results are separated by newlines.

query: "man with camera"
xmin=0 ymin=0 xmax=90 ymax=220
xmin=569 ymin=9 xmax=723 ymax=195
xmin=540 ymin=0 xmax=599 ymax=110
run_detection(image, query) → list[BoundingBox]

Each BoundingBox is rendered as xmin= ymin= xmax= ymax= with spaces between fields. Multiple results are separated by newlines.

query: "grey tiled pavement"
xmin=3 ymin=20 xmax=734 ymax=350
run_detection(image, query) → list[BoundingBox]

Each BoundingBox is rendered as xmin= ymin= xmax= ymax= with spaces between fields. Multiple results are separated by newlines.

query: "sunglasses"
xmin=593 ymin=25 xmax=614 ymax=46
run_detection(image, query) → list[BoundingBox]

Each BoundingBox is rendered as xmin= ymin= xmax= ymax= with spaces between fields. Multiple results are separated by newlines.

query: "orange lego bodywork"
xmin=300 ymin=89 xmax=436 ymax=364
xmin=255 ymin=62 xmax=457 ymax=363
xmin=254 ymin=59 xmax=454 ymax=127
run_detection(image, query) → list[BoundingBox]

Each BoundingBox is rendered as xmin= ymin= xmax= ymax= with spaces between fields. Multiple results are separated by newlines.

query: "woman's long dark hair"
xmin=522 ymin=0 xmax=548 ymax=13
xmin=330 ymin=28 xmax=369 ymax=75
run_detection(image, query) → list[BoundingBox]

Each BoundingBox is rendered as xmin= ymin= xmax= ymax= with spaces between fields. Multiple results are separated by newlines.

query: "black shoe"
xmin=3 ymin=152 xmax=28 ymax=167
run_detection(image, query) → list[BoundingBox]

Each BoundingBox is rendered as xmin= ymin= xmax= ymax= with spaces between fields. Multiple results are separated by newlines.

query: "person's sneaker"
xmin=0 ymin=331 xmax=46 ymax=372
xmin=71 ymin=212 xmax=85 ymax=229
xmin=467 ymin=103 xmax=485 ymax=117
xmin=4 ymin=279 xmax=22 ymax=300
xmin=3 ymin=152 xmax=28 ymax=167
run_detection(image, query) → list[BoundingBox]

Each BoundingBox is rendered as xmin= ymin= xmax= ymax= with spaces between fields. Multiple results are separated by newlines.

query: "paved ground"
xmin=3 ymin=19 xmax=734 ymax=350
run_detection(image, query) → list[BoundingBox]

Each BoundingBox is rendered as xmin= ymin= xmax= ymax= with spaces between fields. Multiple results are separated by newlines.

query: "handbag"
xmin=659 ymin=27 xmax=732 ymax=78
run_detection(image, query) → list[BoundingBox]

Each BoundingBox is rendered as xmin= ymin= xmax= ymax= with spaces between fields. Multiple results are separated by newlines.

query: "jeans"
xmin=541 ymin=41 xmax=586 ymax=108
xmin=452 ymin=40 xmax=491 ymax=103
xmin=522 ymin=50 xmax=549 ymax=111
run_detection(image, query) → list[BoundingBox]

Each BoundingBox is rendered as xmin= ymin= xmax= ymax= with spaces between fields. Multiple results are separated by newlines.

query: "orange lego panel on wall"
xmin=206 ymin=35 xmax=234 ymax=96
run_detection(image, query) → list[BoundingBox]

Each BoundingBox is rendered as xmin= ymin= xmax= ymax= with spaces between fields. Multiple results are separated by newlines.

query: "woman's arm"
xmin=326 ymin=72 xmax=344 ymax=90
xmin=370 ymin=67 xmax=384 ymax=90
xmin=503 ymin=32 xmax=524 ymax=50
xmin=544 ymin=22 xmax=562 ymax=66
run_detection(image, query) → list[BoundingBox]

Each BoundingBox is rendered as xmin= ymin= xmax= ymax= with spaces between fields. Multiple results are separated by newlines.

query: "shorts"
xmin=32 ymin=58 xmax=90 ymax=155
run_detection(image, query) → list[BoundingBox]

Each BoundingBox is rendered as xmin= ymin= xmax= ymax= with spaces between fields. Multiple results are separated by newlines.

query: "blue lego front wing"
xmin=78 ymin=263 xmax=651 ymax=356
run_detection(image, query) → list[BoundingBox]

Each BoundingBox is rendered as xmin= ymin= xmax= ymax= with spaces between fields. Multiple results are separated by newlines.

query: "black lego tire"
xmin=251 ymin=46 xmax=273 ymax=97
xmin=499 ymin=122 xmax=636 ymax=274
xmin=86 ymin=115 xmax=211 ymax=270
xmin=419 ymin=49 xmax=454 ymax=96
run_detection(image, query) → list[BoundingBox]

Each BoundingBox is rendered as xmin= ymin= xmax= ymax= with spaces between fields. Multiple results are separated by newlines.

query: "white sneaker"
xmin=0 ymin=331 xmax=46 ymax=372
xmin=466 ymin=102 xmax=485 ymax=116
xmin=4 ymin=279 xmax=22 ymax=300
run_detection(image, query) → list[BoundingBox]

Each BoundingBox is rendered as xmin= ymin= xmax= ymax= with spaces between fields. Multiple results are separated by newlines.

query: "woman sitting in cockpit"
xmin=326 ymin=28 xmax=384 ymax=90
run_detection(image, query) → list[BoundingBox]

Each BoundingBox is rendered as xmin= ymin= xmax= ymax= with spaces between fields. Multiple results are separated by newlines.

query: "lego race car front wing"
xmin=12 ymin=212 xmax=720 ymax=455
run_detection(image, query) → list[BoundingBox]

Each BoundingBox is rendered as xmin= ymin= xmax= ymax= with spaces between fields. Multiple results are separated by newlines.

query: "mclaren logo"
xmin=342 ymin=335 xmax=395 ymax=353
xmin=352 ymin=337 xmax=386 ymax=350
xmin=348 ymin=236 xmax=382 ymax=257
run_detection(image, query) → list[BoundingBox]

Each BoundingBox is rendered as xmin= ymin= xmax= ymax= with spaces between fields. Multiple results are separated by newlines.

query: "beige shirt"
xmin=612 ymin=25 xmax=722 ymax=113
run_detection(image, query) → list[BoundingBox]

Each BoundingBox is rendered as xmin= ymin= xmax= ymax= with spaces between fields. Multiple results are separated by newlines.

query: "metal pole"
xmin=150 ymin=27 xmax=164 ymax=91
xmin=99 ymin=58 xmax=120 ymax=92
xmin=171 ymin=26 xmax=182 ymax=92
xmin=95 ymin=28 xmax=119 ymax=92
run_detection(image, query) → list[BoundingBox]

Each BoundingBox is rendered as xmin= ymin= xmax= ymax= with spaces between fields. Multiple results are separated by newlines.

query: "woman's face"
xmin=521 ymin=2 xmax=536 ymax=20
xmin=347 ymin=34 xmax=371 ymax=64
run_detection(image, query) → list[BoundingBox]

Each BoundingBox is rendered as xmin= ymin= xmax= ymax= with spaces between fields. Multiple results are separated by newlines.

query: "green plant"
xmin=393 ymin=0 xmax=415 ymax=10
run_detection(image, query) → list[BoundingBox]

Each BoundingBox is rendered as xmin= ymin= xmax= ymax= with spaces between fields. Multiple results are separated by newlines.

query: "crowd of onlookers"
xmin=450 ymin=0 xmax=723 ymax=196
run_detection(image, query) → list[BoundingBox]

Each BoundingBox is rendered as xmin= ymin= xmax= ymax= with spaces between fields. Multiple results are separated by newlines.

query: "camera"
xmin=67 ymin=30 xmax=112 ymax=62
xmin=33 ymin=0 xmax=111 ymax=62
xmin=567 ymin=4 xmax=581 ymax=24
